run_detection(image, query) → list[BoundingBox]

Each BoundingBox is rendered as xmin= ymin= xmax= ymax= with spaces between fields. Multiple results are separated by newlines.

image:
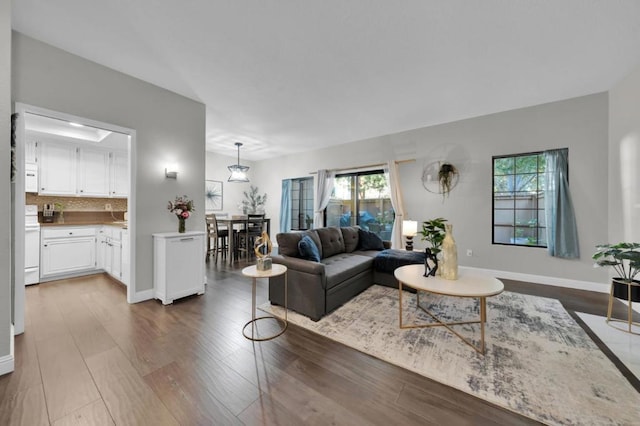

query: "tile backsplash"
xmin=26 ymin=194 xmax=127 ymax=212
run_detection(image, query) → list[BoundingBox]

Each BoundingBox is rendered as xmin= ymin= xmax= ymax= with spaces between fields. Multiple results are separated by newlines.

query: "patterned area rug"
xmin=260 ymin=285 xmax=640 ymax=425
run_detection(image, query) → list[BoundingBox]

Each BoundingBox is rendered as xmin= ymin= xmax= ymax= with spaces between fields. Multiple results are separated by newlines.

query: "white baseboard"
xmin=460 ymin=266 xmax=609 ymax=294
xmin=0 ymin=325 xmax=15 ymax=376
xmin=130 ymin=289 xmax=154 ymax=303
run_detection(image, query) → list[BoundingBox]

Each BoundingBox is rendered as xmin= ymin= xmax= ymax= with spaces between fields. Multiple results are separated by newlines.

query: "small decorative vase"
xmin=441 ymin=224 xmax=458 ymax=280
xmin=178 ymin=216 xmax=186 ymax=233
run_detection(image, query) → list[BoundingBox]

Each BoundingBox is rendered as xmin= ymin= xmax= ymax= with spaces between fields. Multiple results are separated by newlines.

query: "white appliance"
xmin=25 ymin=204 xmax=40 ymax=285
xmin=25 ymin=163 xmax=38 ymax=193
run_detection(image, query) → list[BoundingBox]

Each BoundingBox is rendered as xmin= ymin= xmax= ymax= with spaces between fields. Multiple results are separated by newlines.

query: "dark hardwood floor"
xmin=0 ymin=260 xmax=636 ymax=425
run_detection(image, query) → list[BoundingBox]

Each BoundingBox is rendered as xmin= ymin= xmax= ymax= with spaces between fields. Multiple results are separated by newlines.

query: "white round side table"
xmin=241 ymin=264 xmax=288 ymax=341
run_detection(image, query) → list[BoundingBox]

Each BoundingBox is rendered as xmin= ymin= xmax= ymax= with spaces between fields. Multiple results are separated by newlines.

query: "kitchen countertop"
xmin=40 ymin=221 xmax=128 ymax=229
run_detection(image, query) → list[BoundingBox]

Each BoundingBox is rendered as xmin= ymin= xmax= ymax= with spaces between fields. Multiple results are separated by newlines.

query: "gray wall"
xmin=609 ymin=63 xmax=640 ymax=244
xmin=0 ymin=0 xmax=11 ymax=361
xmin=12 ymin=32 xmax=206 ymax=295
xmin=254 ymin=93 xmax=610 ymax=285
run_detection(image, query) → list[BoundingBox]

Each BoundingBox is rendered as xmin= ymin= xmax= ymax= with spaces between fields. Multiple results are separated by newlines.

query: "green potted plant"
xmin=305 ymin=214 xmax=314 ymax=229
xmin=592 ymin=242 xmax=640 ymax=302
xmin=242 ymin=185 xmax=267 ymax=214
xmin=420 ymin=217 xmax=447 ymax=255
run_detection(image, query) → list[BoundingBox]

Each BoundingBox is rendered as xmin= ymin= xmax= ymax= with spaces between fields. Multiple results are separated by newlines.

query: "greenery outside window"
xmin=493 ymin=152 xmax=547 ymax=247
xmin=325 ymin=170 xmax=394 ymax=240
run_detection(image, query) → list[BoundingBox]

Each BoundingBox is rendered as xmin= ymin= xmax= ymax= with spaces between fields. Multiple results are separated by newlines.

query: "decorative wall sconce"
xmin=165 ymin=165 xmax=178 ymax=179
xmin=228 ymin=142 xmax=250 ymax=182
xmin=402 ymin=220 xmax=418 ymax=251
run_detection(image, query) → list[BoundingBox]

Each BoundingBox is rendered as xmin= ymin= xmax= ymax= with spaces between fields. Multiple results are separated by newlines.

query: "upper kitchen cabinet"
xmin=38 ymin=140 xmax=77 ymax=196
xmin=110 ymin=151 xmax=128 ymax=198
xmin=35 ymin=140 xmax=128 ymax=198
xmin=78 ymin=147 xmax=111 ymax=197
xmin=26 ymin=113 xmax=129 ymax=198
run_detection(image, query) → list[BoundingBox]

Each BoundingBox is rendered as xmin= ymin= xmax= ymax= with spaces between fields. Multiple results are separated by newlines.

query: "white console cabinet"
xmin=153 ymin=231 xmax=206 ymax=305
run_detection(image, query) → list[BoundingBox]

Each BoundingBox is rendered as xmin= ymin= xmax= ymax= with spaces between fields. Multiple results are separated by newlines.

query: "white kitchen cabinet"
xmin=96 ymin=231 xmax=107 ymax=270
xmin=37 ymin=140 xmax=127 ymax=198
xmin=41 ymin=227 xmax=97 ymax=279
xmin=153 ymin=231 xmax=206 ymax=305
xmin=78 ymin=147 xmax=110 ymax=197
xmin=121 ymin=229 xmax=130 ymax=286
xmin=98 ymin=225 xmax=125 ymax=283
xmin=110 ymin=151 xmax=128 ymax=198
xmin=111 ymin=239 xmax=122 ymax=280
xmin=38 ymin=141 xmax=77 ymax=195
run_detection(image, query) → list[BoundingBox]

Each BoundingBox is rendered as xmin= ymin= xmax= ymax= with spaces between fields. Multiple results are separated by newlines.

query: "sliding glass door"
xmin=291 ymin=177 xmax=314 ymax=230
xmin=325 ymin=170 xmax=393 ymax=240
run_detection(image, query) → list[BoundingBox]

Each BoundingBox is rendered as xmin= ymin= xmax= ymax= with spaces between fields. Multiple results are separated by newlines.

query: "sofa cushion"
xmin=373 ymin=249 xmax=426 ymax=274
xmin=276 ymin=230 xmax=322 ymax=258
xmin=298 ymin=235 xmax=321 ymax=262
xmin=317 ymin=227 xmax=345 ymax=258
xmin=341 ymin=226 xmax=360 ymax=253
xmin=323 ymin=253 xmax=374 ymax=289
xmin=358 ymin=229 xmax=385 ymax=251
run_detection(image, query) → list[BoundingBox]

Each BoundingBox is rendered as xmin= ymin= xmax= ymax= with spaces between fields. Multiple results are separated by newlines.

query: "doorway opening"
xmin=13 ymin=103 xmax=137 ymax=336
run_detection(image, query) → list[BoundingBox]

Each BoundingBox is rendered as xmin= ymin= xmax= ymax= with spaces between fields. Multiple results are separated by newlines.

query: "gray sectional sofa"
xmin=269 ymin=226 xmax=422 ymax=321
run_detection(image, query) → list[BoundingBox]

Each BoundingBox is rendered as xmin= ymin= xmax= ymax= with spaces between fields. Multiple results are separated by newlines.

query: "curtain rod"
xmin=309 ymin=158 xmax=415 ymax=175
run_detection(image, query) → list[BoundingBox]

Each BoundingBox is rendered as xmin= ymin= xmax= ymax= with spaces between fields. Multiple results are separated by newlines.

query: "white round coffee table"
xmin=242 ymin=264 xmax=288 ymax=341
xmin=394 ymin=264 xmax=504 ymax=354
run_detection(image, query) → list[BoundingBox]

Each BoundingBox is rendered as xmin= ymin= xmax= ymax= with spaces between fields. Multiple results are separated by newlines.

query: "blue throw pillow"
xmin=298 ymin=235 xmax=321 ymax=262
xmin=358 ymin=229 xmax=385 ymax=251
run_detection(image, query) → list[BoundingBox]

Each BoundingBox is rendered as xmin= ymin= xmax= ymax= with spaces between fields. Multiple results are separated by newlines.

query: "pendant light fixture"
xmin=228 ymin=142 xmax=250 ymax=182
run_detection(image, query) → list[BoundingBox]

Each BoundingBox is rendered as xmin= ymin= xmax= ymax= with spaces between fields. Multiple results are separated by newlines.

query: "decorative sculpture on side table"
xmin=424 ymin=248 xmax=438 ymax=277
xmin=255 ymin=230 xmax=273 ymax=271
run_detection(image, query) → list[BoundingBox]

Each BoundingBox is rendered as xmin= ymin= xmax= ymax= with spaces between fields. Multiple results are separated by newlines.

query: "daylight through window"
xmin=325 ymin=170 xmax=394 ymax=240
xmin=492 ymin=152 xmax=547 ymax=247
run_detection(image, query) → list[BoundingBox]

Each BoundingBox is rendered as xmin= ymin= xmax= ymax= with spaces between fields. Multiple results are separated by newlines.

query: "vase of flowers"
xmin=167 ymin=195 xmax=194 ymax=233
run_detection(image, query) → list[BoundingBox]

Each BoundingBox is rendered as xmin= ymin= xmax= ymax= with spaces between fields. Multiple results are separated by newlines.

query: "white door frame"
xmin=13 ymin=103 xmax=137 ymax=335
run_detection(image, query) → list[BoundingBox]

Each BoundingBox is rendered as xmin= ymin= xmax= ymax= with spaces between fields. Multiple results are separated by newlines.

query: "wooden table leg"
xmin=399 ymin=281 xmax=403 ymax=328
xmin=480 ymin=297 xmax=486 ymax=355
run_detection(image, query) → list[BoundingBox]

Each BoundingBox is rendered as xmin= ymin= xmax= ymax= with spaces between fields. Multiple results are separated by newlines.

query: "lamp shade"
xmin=402 ymin=220 xmax=418 ymax=237
xmin=228 ymin=142 xmax=250 ymax=182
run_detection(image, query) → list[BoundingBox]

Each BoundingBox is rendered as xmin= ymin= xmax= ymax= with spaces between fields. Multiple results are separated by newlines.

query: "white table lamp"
xmin=402 ymin=220 xmax=418 ymax=251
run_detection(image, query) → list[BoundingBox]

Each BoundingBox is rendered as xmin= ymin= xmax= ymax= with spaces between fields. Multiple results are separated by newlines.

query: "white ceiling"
xmin=12 ymin=1 xmax=640 ymax=161
xmin=25 ymin=113 xmax=113 ymax=143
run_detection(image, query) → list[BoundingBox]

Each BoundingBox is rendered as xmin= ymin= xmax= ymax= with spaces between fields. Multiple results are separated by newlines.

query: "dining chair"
xmin=206 ymin=214 xmax=231 ymax=263
xmin=238 ymin=214 xmax=266 ymax=260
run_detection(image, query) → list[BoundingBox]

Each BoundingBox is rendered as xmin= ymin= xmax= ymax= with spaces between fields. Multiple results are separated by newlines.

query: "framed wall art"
xmin=205 ymin=180 xmax=223 ymax=211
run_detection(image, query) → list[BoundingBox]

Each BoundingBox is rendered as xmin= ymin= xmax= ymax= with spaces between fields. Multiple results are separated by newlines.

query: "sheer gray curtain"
xmin=314 ymin=169 xmax=334 ymax=228
xmin=279 ymin=179 xmax=292 ymax=233
xmin=544 ymin=148 xmax=579 ymax=258
xmin=385 ymin=161 xmax=405 ymax=249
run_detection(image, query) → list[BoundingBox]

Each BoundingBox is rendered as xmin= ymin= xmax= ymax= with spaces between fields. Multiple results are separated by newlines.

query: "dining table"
xmin=215 ymin=216 xmax=271 ymax=265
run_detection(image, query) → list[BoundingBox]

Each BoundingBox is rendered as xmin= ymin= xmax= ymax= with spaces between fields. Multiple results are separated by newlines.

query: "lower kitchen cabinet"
xmin=98 ymin=225 xmax=125 ymax=284
xmin=41 ymin=225 xmax=128 ymax=285
xmin=41 ymin=227 xmax=97 ymax=279
xmin=121 ymin=230 xmax=130 ymax=286
xmin=153 ymin=231 xmax=206 ymax=305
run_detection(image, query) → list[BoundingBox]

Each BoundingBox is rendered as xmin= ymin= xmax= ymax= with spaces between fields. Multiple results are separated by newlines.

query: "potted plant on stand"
xmin=592 ymin=242 xmax=640 ymax=332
